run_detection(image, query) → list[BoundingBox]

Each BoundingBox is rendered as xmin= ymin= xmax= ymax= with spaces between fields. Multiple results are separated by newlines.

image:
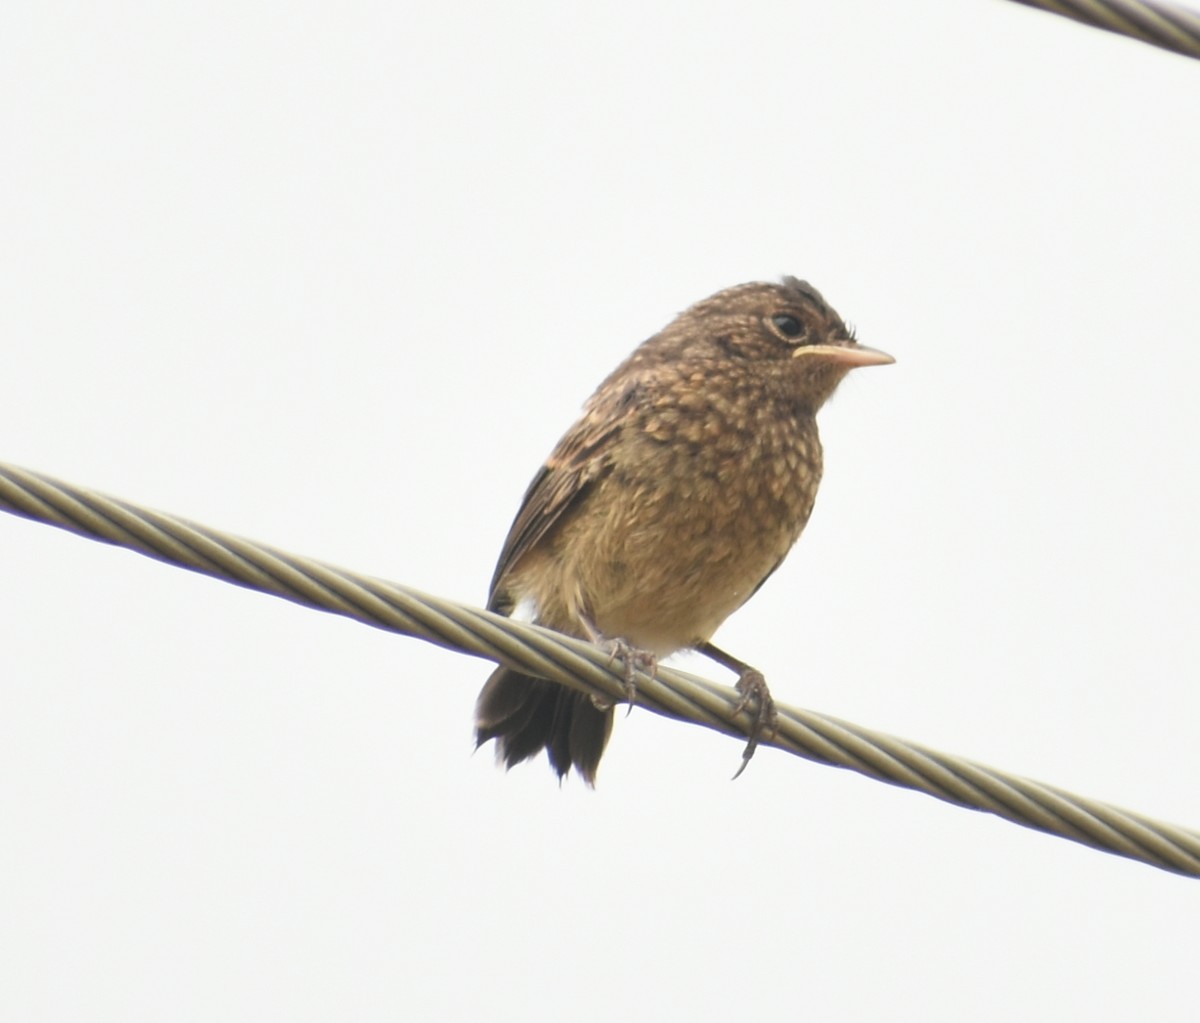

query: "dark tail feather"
xmin=475 ymin=667 xmax=614 ymax=785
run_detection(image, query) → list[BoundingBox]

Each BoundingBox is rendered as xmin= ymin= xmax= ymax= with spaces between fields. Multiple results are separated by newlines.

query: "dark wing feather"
xmin=487 ymin=378 xmax=642 ymax=611
xmin=744 ymin=553 xmax=786 ymax=606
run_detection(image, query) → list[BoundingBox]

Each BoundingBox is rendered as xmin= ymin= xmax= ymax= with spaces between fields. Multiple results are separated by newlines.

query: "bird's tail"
xmin=475 ymin=667 xmax=614 ymax=785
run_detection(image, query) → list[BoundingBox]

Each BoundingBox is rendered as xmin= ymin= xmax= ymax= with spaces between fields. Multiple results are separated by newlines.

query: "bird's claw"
xmin=598 ymin=638 xmax=657 ymax=715
xmin=731 ymin=668 xmax=777 ymax=780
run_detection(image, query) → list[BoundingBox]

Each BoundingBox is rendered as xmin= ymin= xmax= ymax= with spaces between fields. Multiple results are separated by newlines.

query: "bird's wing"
xmin=744 ymin=553 xmax=786 ymax=605
xmin=488 ymin=379 xmax=642 ymax=611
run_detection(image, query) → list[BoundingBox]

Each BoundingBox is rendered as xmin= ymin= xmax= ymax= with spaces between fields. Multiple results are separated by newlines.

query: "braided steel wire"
xmin=1006 ymin=0 xmax=1200 ymax=60
xmin=2 ymin=460 xmax=1198 ymax=878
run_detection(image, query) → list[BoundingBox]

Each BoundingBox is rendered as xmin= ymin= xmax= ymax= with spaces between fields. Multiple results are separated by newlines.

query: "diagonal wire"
xmin=2 ymin=460 xmax=1199 ymax=878
xmin=1003 ymin=0 xmax=1200 ymax=60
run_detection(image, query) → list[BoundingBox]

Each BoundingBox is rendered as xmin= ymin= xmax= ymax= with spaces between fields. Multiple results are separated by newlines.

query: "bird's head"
xmin=662 ymin=276 xmax=894 ymax=411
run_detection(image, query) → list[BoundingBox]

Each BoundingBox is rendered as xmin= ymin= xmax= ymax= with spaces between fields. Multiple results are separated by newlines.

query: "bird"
xmin=475 ymin=276 xmax=892 ymax=784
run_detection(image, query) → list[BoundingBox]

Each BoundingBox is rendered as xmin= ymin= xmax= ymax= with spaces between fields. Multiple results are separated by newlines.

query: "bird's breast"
xmin=524 ymin=387 xmax=824 ymax=654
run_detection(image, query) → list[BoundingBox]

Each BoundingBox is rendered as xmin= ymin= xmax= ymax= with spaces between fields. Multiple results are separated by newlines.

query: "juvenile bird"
xmin=475 ymin=277 xmax=892 ymax=783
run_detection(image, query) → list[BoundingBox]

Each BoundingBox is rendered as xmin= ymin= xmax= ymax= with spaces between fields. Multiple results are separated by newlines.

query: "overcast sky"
xmin=3 ymin=2 xmax=1199 ymax=1019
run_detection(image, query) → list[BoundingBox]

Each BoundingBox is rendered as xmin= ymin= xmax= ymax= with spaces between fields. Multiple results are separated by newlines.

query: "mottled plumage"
xmin=476 ymin=277 xmax=892 ymax=783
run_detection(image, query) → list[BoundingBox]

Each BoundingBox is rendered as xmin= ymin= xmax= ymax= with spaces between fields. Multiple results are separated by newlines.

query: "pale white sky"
xmin=2 ymin=2 xmax=1199 ymax=1019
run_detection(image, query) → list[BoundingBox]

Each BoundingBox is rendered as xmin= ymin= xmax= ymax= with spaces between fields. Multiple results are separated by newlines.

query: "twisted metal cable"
xmin=2 ymin=461 xmax=1198 ymax=877
xmin=1004 ymin=0 xmax=1200 ymax=60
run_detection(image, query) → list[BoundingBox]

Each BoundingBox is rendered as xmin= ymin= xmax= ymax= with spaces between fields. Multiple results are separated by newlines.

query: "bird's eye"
xmin=768 ymin=314 xmax=806 ymax=342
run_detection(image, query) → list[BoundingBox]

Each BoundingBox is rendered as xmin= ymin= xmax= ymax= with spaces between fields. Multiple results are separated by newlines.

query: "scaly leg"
xmin=698 ymin=641 xmax=778 ymax=779
xmin=580 ymin=614 xmax=657 ymax=712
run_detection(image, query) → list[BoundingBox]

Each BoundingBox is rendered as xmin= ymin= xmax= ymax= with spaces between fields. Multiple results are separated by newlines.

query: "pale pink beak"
xmin=794 ymin=342 xmax=895 ymax=368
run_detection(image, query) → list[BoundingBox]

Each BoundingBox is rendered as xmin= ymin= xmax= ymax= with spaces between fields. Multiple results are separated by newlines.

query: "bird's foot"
xmin=597 ymin=638 xmax=657 ymax=714
xmin=579 ymin=614 xmax=657 ymax=711
xmin=731 ymin=669 xmax=778 ymax=780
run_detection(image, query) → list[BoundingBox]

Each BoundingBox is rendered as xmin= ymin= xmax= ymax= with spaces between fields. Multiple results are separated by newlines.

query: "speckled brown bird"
xmin=475 ymin=277 xmax=892 ymax=783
